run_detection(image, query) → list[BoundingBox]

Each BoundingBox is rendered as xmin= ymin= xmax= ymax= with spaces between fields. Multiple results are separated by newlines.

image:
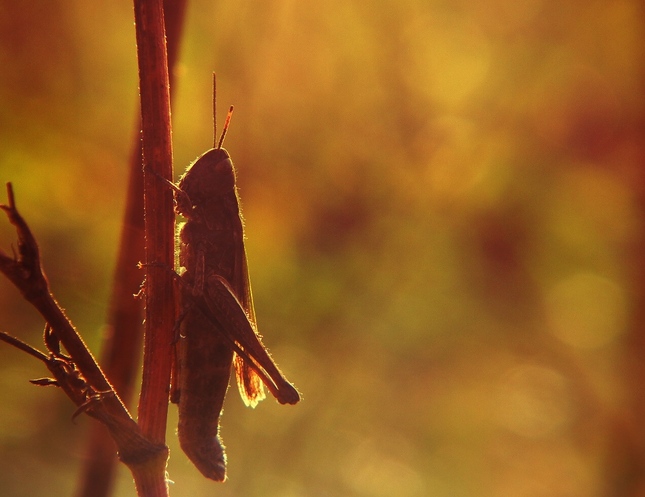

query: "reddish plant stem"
xmin=132 ymin=0 xmax=175 ymax=493
xmin=75 ymin=2 xmax=187 ymax=496
xmin=133 ymin=0 xmax=175 ymax=442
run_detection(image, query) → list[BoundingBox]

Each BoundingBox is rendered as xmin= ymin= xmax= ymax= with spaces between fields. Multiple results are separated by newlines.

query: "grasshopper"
xmin=169 ymin=106 xmax=299 ymax=481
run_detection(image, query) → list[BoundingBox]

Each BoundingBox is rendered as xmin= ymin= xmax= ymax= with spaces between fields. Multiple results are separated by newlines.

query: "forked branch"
xmin=0 ymin=183 xmax=164 ymax=469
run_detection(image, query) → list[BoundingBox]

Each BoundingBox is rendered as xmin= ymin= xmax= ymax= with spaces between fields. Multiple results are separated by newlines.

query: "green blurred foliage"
xmin=1 ymin=0 xmax=644 ymax=496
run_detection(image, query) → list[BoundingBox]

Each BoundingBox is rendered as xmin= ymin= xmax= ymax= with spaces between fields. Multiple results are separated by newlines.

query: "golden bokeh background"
xmin=1 ymin=1 xmax=645 ymax=496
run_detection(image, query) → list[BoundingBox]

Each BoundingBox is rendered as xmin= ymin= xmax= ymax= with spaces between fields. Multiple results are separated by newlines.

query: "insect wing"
xmin=230 ymin=229 xmax=265 ymax=406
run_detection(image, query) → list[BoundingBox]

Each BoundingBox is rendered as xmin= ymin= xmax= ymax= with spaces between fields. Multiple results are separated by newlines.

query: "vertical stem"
xmin=133 ymin=0 xmax=175 ymax=443
xmin=75 ymin=2 xmax=187 ymax=496
xmin=132 ymin=0 xmax=174 ymax=493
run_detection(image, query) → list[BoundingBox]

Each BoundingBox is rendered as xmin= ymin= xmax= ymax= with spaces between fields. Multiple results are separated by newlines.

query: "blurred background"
xmin=1 ymin=0 xmax=644 ymax=496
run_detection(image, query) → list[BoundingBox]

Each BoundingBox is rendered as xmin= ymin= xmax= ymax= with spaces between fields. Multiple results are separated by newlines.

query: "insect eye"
xmin=214 ymin=159 xmax=232 ymax=174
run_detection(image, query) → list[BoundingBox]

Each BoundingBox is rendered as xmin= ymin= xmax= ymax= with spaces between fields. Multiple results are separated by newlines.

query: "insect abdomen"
xmin=176 ymin=302 xmax=233 ymax=481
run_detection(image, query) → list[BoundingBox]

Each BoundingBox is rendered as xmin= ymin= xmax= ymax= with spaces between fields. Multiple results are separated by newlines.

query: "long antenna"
xmin=217 ymin=106 xmax=234 ymax=149
xmin=212 ymin=72 xmax=217 ymax=148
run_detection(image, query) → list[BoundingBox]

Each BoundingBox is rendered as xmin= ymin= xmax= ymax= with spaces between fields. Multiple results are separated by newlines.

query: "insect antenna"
xmin=217 ymin=105 xmax=234 ymax=149
xmin=212 ymin=73 xmax=234 ymax=149
xmin=212 ymin=72 xmax=217 ymax=148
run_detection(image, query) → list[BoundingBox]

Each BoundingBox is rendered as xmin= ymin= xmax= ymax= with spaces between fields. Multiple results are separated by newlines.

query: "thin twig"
xmin=0 ymin=330 xmax=49 ymax=363
xmin=0 ymin=184 xmax=164 ymax=468
xmin=0 ymin=183 xmax=116 ymax=401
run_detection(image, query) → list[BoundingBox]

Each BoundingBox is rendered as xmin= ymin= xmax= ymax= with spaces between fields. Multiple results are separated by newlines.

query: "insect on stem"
xmin=172 ymin=85 xmax=299 ymax=481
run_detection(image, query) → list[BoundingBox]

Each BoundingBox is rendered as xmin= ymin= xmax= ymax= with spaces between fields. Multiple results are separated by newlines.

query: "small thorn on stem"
xmin=5 ymin=183 xmax=15 ymax=210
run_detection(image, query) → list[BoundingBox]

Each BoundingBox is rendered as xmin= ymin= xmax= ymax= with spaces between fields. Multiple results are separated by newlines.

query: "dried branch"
xmin=0 ymin=330 xmax=49 ymax=362
xmin=0 ymin=183 xmax=165 ymax=470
